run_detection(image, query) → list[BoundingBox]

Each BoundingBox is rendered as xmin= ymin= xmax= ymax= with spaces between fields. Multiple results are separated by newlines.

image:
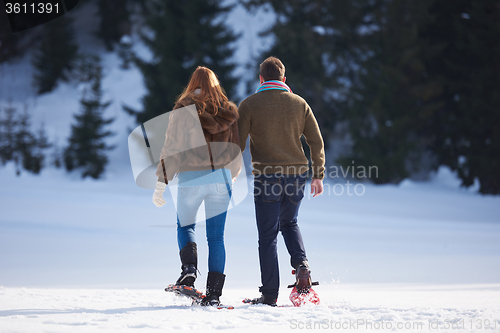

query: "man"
xmin=238 ymin=56 xmax=325 ymax=306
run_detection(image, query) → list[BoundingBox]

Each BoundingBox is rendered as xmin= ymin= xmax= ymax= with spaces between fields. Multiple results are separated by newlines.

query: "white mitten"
xmin=152 ymin=181 xmax=167 ymax=207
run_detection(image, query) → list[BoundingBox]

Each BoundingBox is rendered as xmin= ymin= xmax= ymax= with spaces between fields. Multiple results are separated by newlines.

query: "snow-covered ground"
xmin=1 ymin=164 xmax=500 ymax=332
xmin=1 ymin=284 xmax=499 ymax=332
xmin=1 ymin=1 xmax=500 ymax=331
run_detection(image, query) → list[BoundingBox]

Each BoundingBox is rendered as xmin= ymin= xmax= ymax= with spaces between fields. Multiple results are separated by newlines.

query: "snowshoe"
xmin=165 ymin=284 xmax=204 ymax=304
xmin=287 ymin=261 xmax=320 ymax=306
xmin=289 ymin=286 xmax=320 ymax=307
xmin=242 ymin=294 xmax=277 ymax=307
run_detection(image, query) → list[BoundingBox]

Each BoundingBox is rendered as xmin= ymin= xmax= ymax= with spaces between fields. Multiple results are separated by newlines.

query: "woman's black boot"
xmin=175 ymin=242 xmax=197 ymax=287
xmin=200 ymin=272 xmax=225 ymax=306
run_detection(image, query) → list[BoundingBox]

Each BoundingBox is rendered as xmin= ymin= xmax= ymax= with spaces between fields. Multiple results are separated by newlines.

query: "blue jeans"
xmin=176 ymin=181 xmax=231 ymax=274
xmin=254 ymin=172 xmax=308 ymax=299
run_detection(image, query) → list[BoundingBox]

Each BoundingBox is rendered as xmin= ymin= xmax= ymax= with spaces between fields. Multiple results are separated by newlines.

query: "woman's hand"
xmin=153 ymin=181 xmax=167 ymax=207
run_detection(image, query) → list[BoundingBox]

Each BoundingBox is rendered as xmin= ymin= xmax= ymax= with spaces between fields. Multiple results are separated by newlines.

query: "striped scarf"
xmin=255 ymin=80 xmax=292 ymax=94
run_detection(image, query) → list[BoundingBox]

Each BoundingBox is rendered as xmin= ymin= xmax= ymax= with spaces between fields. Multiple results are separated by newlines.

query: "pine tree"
xmin=117 ymin=35 xmax=134 ymax=69
xmin=32 ymin=15 xmax=79 ymax=94
xmin=52 ymin=138 xmax=63 ymax=168
xmin=421 ymin=0 xmax=500 ymax=194
xmin=14 ymin=107 xmax=37 ymax=175
xmin=0 ymin=101 xmax=18 ymax=165
xmin=0 ymin=17 xmax=23 ymax=63
xmin=29 ymin=123 xmax=51 ymax=174
xmin=124 ymin=0 xmax=238 ymax=125
xmin=96 ymin=0 xmax=132 ymax=51
xmin=64 ymin=58 xmax=114 ymax=179
xmin=338 ymin=0 xmax=439 ymax=184
xmin=0 ymin=102 xmax=50 ymax=174
xmin=74 ymin=54 xmax=102 ymax=83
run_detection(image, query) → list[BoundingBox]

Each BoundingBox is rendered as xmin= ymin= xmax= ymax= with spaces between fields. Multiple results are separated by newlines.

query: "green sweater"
xmin=238 ymin=89 xmax=325 ymax=180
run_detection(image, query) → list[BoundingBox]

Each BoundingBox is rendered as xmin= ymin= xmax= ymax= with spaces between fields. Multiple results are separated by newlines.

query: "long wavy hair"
xmin=176 ymin=66 xmax=232 ymax=115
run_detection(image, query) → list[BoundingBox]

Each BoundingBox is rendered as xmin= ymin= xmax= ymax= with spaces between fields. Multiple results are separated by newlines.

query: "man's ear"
xmin=259 ymin=75 xmax=264 ymax=84
xmin=283 ymin=76 xmax=286 ymax=83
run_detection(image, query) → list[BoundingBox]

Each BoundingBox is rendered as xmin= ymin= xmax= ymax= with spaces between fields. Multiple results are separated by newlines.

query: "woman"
xmin=152 ymin=66 xmax=240 ymax=306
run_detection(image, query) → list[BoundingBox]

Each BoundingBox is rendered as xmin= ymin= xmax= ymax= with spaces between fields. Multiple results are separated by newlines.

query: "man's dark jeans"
xmin=254 ymin=172 xmax=308 ymax=300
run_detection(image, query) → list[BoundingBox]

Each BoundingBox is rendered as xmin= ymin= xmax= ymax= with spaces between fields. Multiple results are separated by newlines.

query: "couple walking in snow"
xmin=152 ymin=57 xmax=325 ymax=306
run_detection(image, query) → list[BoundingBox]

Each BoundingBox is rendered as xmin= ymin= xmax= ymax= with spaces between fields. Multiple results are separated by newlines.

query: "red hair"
xmin=176 ymin=66 xmax=233 ymax=115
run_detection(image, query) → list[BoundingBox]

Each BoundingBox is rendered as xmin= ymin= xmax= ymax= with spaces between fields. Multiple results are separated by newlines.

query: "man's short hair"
xmin=260 ymin=56 xmax=285 ymax=81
